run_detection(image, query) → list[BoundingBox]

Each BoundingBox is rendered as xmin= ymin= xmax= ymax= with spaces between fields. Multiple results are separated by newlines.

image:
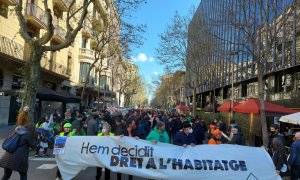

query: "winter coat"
xmin=272 ymin=147 xmax=287 ymax=172
xmin=208 ymin=138 xmax=222 ymax=145
xmin=174 ymin=131 xmax=196 ymax=146
xmin=114 ymin=124 xmax=127 ymax=136
xmin=146 ymin=127 xmax=170 ymax=144
xmin=192 ymin=122 xmax=206 ymax=144
xmin=288 ymin=140 xmax=300 ymax=166
xmin=0 ymin=126 xmax=36 ymax=173
xmin=86 ymin=117 xmax=99 ymax=136
xmin=228 ymin=132 xmax=245 ymax=145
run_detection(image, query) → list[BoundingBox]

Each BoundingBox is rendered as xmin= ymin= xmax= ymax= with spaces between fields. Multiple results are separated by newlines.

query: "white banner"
xmin=55 ymin=136 xmax=281 ymax=180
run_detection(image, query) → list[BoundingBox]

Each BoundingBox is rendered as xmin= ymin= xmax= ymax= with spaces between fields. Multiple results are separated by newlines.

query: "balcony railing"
xmin=25 ymin=3 xmax=47 ymax=29
xmin=1 ymin=0 xmax=19 ymax=5
xmin=53 ymin=0 xmax=71 ymax=11
xmin=79 ymin=48 xmax=95 ymax=59
xmin=0 ymin=35 xmax=24 ymax=60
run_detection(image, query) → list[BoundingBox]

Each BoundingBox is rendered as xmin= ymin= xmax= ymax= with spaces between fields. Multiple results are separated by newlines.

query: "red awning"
xmin=176 ymin=105 xmax=192 ymax=111
xmin=233 ymin=98 xmax=296 ymax=114
xmin=217 ymin=100 xmax=240 ymax=112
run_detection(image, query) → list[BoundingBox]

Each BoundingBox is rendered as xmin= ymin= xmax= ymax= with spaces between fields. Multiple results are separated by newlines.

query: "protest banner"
xmin=55 ymin=136 xmax=281 ymax=180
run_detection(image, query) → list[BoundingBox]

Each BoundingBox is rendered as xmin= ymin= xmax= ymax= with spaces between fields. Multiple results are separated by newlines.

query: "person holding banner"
xmin=146 ymin=121 xmax=170 ymax=144
xmin=96 ymin=123 xmax=114 ymax=180
xmin=55 ymin=123 xmax=72 ymax=180
xmin=173 ymin=122 xmax=196 ymax=147
xmin=208 ymin=129 xmax=222 ymax=145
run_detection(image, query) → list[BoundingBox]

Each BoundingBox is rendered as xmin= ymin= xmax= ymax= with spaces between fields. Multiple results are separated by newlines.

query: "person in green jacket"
xmin=146 ymin=121 xmax=170 ymax=144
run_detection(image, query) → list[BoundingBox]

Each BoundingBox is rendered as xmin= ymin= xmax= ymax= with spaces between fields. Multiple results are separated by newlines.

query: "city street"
xmin=0 ymin=126 xmax=146 ymax=180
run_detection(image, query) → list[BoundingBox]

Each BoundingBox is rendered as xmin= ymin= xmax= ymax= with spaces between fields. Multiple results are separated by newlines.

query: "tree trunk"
xmin=22 ymin=45 xmax=43 ymax=123
xmin=257 ymin=61 xmax=269 ymax=147
xmin=192 ymin=86 xmax=196 ymax=116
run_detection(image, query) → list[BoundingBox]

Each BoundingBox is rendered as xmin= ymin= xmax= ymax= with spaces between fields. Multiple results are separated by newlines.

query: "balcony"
xmin=0 ymin=35 xmax=24 ymax=60
xmin=1 ymin=0 xmax=19 ymax=6
xmin=53 ymin=0 xmax=70 ymax=12
xmin=52 ymin=25 xmax=66 ymax=43
xmin=25 ymin=3 xmax=47 ymax=29
xmin=79 ymin=48 xmax=95 ymax=60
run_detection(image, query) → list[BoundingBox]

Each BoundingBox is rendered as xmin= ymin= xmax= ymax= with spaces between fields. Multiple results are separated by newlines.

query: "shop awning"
xmin=217 ymin=100 xmax=240 ymax=112
xmin=0 ymin=87 xmax=80 ymax=103
xmin=176 ymin=105 xmax=192 ymax=111
xmin=233 ymin=98 xmax=296 ymax=114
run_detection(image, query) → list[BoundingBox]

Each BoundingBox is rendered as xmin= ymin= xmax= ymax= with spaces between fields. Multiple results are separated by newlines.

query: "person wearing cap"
xmin=288 ymin=132 xmax=300 ymax=180
xmin=173 ymin=122 xmax=196 ymax=147
xmin=146 ymin=121 xmax=170 ymax=144
xmin=59 ymin=123 xmax=72 ymax=136
xmin=208 ymin=129 xmax=222 ymax=144
xmin=56 ymin=123 xmax=72 ymax=180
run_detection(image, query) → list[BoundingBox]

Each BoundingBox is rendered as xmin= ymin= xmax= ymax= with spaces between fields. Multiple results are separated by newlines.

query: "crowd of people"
xmin=0 ymin=105 xmax=299 ymax=180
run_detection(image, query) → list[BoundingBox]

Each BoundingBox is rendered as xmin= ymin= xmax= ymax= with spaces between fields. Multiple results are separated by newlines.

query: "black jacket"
xmin=174 ymin=131 xmax=196 ymax=146
xmin=0 ymin=126 xmax=36 ymax=173
xmin=228 ymin=132 xmax=245 ymax=145
xmin=272 ymin=147 xmax=286 ymax=171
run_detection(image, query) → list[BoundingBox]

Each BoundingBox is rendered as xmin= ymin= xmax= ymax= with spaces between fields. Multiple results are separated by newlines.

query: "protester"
xmin=192 ymin=119 xmax=207 ymax=145
xmin=228 ymin=120 xmax=242 ymax=133
xmin=288 ymin=132 xmax=300 ymax=180
xmin=146 ymin=121 xmax=170 ymax=144
xmin=271 ymin=137 xmax=288 ymax=177
xmin=86 ymin=112 xmax=99 ymax=136
xmin=35 ymin=116 xmax=52 ymax=157
xmin=208 ymin=129 xmax=222 ymax=145
xmin=97 ymin=123 xmax=114 ymax=180
xmin=227 ymin=128 xmax=245 ymax=145
xmin=16 ymin=106 xmax=30 ymax=126
xmin=114 ymin=118 xmax=127 ymax=136
xmin=70 ymin=114 xmax=86 ymax=136
xmin=268 ymin=124 xmax=285 ymax=155
xmin=173 ymin=122 xmax=196 ymax=147
xmin=0 ymin=125 xmax=37 ymax=180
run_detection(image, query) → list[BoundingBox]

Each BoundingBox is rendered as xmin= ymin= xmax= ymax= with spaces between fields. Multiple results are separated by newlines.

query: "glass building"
xmin=186 ymin=0 xmax=300 ymax=110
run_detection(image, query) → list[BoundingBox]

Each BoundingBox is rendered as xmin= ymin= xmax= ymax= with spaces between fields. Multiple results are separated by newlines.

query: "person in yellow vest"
xmin=59 ymin=123 xmax=72 ymax=136
xmin=96 ymin=123 xmax=114 ymax=180
xmin=55 ymin=123 xmax=72 ymax=180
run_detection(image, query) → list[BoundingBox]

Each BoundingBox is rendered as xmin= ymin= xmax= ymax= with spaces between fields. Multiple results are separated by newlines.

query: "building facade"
xmin=0 ymin=0 xmax=119 ymax=125
xmin=186 ymin=0 xmax=300 ymax=111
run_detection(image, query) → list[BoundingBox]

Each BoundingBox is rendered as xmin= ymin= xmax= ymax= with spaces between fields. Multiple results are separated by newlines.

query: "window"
xmin=0 ymin=3 xmax=8 ymax=18
xmin=79 ymin=62 xmax=91 ymax=83
xmin=100 ymin=75 xmax=107 ymax=90
xmin=0 ymin=69 xmax=3 ymax=87
xmin=81 ymin=38 xmax=87 ymax=48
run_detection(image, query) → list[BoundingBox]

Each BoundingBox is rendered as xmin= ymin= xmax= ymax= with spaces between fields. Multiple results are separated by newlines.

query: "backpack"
xmin=2 ymin=133 xmax=22 ymax=153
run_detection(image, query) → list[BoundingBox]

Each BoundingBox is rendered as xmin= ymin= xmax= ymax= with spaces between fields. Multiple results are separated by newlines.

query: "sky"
xmin=128 ymin=0 xmax=201 ymax=99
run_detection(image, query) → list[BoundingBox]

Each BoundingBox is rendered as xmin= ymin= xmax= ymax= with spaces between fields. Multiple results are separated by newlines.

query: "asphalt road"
xmin=0 ymin=151 xmax=148 ymax=180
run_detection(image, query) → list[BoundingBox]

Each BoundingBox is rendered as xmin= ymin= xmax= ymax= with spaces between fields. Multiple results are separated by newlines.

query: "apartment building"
xmin=0 ymin=0 xmax=119 ymax=125
xmin=186 ymin=0 xmax=300 ymax=111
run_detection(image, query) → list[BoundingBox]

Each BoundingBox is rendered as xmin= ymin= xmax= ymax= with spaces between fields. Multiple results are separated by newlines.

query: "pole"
xmin=103 ymin=72 xmax=106 ymax=110
xmin=231 ymin=56 xmax=234 ymax=121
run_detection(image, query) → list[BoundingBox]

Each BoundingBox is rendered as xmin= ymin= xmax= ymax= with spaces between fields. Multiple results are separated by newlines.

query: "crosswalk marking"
xmin=29 ymin=157 xmax=56 ymax=162
xmin=37 ymin=164 xmax=57 ymax=169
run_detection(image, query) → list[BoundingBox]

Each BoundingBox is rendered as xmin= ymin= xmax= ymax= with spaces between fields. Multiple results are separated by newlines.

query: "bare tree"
xmin=14 ymin=0 xmax=94 ymax=120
